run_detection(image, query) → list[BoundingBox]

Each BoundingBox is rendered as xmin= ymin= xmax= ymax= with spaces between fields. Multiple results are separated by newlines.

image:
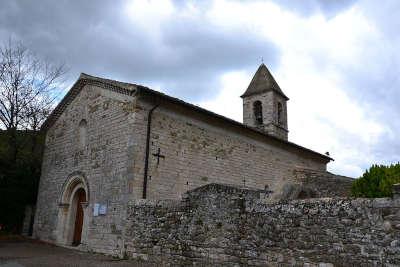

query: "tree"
xmin=0 ymin=39 xmax=67 ymax=233
xmin=351 ymin=163 xmax=400 ymax=198
xmin=0 ymin=39 xmax=67 ymax=162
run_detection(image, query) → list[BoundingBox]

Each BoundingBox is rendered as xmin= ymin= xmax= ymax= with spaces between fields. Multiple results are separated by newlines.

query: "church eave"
xmin=41 ymin=73 xmax=331 ymax=163
xmin=135 ymin=84 xmax=330 ymax=163
xmin=240 ymin=89 xmax=289 ymax=100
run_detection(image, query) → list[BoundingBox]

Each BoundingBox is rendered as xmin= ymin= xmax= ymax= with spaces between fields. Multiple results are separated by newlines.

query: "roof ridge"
xmin=79 ymin=72 xmax=139 ymax=90
xmin=41 ymin=73 xmax=331 ymax=162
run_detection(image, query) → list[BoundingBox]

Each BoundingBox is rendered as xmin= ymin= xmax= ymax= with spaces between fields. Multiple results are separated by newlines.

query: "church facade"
xmin=33 ymin=64 xmax=345 ymax=253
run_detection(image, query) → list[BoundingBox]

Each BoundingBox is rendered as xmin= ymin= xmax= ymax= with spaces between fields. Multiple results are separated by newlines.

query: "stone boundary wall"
xmin=21 ymin=205 xmax=35 ymax=236
xmin=124 ymin=183 xmax=400 ymax=266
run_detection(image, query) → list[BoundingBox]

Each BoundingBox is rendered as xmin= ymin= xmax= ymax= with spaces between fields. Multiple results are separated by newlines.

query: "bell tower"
xmin=241 ymin=64 xmax=289 ymax=141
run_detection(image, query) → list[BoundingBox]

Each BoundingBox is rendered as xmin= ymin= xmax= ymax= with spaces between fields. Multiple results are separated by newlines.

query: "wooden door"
xmin=72 ymin=188 xmax=86 ymax=246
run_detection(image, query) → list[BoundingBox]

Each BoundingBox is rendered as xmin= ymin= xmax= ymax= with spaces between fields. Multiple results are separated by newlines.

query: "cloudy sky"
xmin=1 ymin=0 xmax=399 ymax=177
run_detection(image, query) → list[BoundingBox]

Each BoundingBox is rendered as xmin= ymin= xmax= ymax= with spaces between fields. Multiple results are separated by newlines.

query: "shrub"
xmin=351 ymin=163 xmax=400 ymax=198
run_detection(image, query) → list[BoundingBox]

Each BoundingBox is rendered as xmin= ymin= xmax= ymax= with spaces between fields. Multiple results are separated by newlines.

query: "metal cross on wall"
xmin=152 ymin=148 xmax=165 ymax=165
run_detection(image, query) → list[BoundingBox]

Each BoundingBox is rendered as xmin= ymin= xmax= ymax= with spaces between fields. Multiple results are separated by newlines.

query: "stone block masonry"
xmin=132 ymin=99 xmax=329 ymax=201
xmin=278 ymin=168 xmax=354 ymax=200
xmin=31 ymin=73 xmax=361 ymax=262
xmin=33 ymin=84 xmax=137 ymax=253
xmin=34 ymin=74 xmax=335 ymax=254
xmin=124 ymin=183 xmax=400 ymax=266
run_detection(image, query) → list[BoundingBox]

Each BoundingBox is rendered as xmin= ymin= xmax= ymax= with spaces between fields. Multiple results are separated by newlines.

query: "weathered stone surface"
xmin=135 ymin=99 xmax=328 ymax=201
xmin=393 ymin=183 xmax=400 ymax=199
xmin=33 ymin=73 xmax=348 ymax=260
xmin=281 ymin=168 xmax=353 ymax=199
xmin=241 ymin=64 xmax=289 ymax=141
xmin=124 ymin=183 xmax=400 ymax=266
xmin=33 ymin=84 xmax=136 ymax=254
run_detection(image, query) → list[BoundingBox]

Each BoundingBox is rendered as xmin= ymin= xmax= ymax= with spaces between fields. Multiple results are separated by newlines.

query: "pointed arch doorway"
xmin=72 ymin=188 xmax=86 ymax=246
xmin=56 ymin=173 xmax=89 ymax=247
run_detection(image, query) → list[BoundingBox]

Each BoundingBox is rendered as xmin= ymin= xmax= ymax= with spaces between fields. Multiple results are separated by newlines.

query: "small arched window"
xmin=277 ymin=102 xmax=283 ymax=124
xmin=79 ymin=119 xmax=87 ymax=149
xmin=253 ymin=101 xmax=263 ymax=125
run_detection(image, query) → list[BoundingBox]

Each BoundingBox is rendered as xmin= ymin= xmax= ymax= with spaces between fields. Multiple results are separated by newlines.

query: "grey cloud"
xmin=314 ymin=0 xmax=400 ymax=171
xmin=274 ymin=0 xmax=358 ymax=18
xmin=3 ymin=0 xmax=397 ymax=177
xmin=270 ymin=0 xmax=400 ymax=174
xmin=0 ymin=0 xmax=279 ymax=102
xmin=276 ymin=0 xmax=400 ymax=174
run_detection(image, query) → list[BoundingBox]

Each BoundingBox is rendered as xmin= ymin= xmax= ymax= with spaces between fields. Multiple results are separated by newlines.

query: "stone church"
xmin=33 ymin=64 xmax=351 ymax=253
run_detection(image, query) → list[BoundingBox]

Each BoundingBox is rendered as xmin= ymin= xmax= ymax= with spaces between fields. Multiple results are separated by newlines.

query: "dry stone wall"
xmin=124 ymin=183 xmax=400 ymax=266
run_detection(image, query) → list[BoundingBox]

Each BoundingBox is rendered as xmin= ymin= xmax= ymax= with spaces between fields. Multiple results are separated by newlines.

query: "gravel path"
xmin=0 ymin=238 xmax=153 ymax=267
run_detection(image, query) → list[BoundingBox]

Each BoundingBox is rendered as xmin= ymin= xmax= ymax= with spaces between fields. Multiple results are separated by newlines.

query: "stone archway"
xmin=56 ymin=173 xmax=89 ymax=247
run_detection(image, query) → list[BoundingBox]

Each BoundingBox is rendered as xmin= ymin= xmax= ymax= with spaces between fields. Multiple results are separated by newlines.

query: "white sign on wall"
xmin=93 ymin=203 xmax=107 ymax=216
xmin=93 ymin=203 xmax=100 ymax=216
xmin=99 ymin=204 xmax=107 ymax=215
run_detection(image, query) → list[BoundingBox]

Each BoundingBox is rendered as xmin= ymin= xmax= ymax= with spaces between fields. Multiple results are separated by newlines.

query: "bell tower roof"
xmin=241 ymin=64 xmax=289 ymax=100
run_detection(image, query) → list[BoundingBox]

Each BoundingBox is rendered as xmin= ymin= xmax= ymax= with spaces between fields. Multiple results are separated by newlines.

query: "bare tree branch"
xmin=0 ymin=38 xmax=68 ymax=161
xmin=0 ymin=38 xmax=67 ymax=130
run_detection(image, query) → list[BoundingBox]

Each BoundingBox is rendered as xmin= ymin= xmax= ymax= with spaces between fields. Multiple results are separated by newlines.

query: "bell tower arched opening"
xmin=241 ymin=64 xmax=289 ymax=140
xmin=253 ymin=101 xmax=263 ymax=125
